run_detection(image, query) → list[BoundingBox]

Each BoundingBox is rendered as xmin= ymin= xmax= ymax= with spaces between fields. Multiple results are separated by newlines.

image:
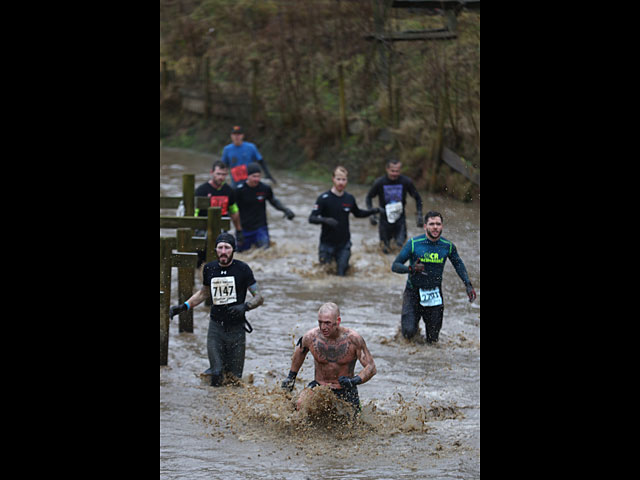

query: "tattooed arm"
xmin=246 ymin=282 xmax=264 ymax=310
xmin=352 ymin=333 xmax=377 ymax=384
xmin=289 ymin=332 xmax=311 ymax=374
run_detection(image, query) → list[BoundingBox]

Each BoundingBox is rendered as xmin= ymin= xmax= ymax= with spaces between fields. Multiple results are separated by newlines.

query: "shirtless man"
xmin=281 ymin=302 xmax=376 ymax=413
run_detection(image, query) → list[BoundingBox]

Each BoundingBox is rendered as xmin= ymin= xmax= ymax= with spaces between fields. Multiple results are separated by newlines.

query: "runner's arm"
xmin=391 ymin=242 xmax=412 ymax=274
xmin=185 ymin=285 xmax=211 ymax=309
xmin=406 ymin=179 xmax=423 ymax=215
xmin=354 ymin=335 xmax=376 ymax=384
xmin=351 ymin=198 xmax=380 ymax=218
xmin=308 ymin=197 xmax=336 ymax=226
xmin=229 ymin=206 xmax=242 ymax=233
xmin=448 ymin=244 xmax=472 ymax=286
xmin=246 ymin=282 xmax=264 ymax=310
xmin=289 ymin=333 xmax=311 ymax=373
xmin=365 ymin=182 xmax=378 ymax=210
xmin=258 ymin=158 xmax=276 ymax=183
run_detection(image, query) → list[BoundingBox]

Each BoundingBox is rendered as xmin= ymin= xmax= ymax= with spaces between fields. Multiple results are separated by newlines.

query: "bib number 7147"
xmin=211 ymin=277 xmax=237 ymax=305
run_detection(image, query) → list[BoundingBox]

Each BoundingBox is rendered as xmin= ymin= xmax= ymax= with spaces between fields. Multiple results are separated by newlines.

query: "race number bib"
xmin=210 ymin=195 xmax=229 ymax=215
xmin=385 ymin=201 xmax=403 ymax=224
xmin=419 ymin=287 xmax=442 ymax=307
xmin=231 ymin=164 xmax=248 ymax=182
xmin=211 ymin=277 xmax=237 ymax=305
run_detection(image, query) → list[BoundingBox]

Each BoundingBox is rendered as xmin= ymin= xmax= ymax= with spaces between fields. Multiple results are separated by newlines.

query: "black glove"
xmin=322 ymin=217 xmax=339 ymax=228
xmin=369 ymin=215 xmax=378 ymax=226
xmin=236 ymin=230 xmax=244 ymax=245
xmin=466 ymin=283 xmax=476 ymax=302
xmin=338 ymin=375 xmax=362 ymax=389
xmin=408 ymin=260 xmax=424 ymax=275
xmin=228 ymin=302 xmax=249 ymax=320
xmin=416 ymin=213 xmax=424 ymax=228
xmin=281 ymin=370 xmax=297 ymax=391
xmin=284 ymin=208 xmax=295 ymax=220
xmin=170 ymin=303 xmax=188 ymax=320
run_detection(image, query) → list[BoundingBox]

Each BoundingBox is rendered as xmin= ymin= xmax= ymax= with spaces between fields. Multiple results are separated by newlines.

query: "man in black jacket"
xmin=309 ymin=166 xmax=379 ymax=276
xmin=365 ymin=159 xmax=423 ymax=254
xmin=234 ymin=162 xmax=294 ymax=251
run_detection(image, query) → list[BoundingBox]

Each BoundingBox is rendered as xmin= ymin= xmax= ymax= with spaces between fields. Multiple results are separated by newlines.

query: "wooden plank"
xmin=171 ymin=252 xmax=198 ymax=268
xmin=160 ymin=196 xmax=182 ymax=209
xmin=365 ymin=30 xmax=457 ymax=41
xmin=160 ymin=216 xmax=208 ymax=229
xmin=392 ymin=0 xmax=480 ymax=10
xmin=161 ymin=196 xmax=232 ymax=215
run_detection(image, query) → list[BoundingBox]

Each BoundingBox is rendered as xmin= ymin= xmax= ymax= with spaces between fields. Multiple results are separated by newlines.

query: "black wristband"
xmin=287 ymin=370 xmax=297 ymax=379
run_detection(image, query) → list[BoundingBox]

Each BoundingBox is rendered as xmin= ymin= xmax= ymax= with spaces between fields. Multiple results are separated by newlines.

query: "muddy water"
xmin=160 ymin=147 xmax=480 ymax=479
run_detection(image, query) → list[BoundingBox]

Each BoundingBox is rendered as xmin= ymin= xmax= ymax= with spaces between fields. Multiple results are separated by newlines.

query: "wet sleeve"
xmin=351 ymin=196 xmax=377 ymax=218
xmin=309 ymin=195 xmax=324 ymax=224
xmin=449 ymin=243 xmax=471 ymax=286
xmin=391 ymin=241 xmax=412 ymax=274
xmin=251 ymin=144 xmax=264 ymax=162
xmin=365 ymin=179 xmax=380 ymax=209
xmin=227 ymin=188 xmax=239 ymax=215
xmin=406 ymin=178 xmax=423 ymax=214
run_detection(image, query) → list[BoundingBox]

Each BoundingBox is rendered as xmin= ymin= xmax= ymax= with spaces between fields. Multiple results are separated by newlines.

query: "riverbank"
xmin=160 ymin=2 xmax=479 ymax=203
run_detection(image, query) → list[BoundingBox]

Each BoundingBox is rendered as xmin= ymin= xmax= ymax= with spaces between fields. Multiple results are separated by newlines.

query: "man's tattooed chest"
xmin=313 ymin=337 xmax=352 ymax=363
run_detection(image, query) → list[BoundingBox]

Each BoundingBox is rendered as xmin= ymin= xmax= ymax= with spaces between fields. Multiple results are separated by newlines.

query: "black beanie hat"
xmin=215 ymin=232 xmax=236 ymax=251
xmin=246 ymin=162 xmax=261 ymax=176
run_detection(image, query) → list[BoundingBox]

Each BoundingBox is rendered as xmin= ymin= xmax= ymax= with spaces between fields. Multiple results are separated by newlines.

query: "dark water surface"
xmin=160 ymin=147 xmax=480 ymax=479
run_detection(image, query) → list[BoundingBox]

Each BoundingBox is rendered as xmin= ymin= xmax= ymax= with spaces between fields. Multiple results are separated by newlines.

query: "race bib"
xmin=385 ymin=201 xmax=403 ymax=224
xmin=210 ymin=195 xmax=229 ymax=215
xmin=231 ymin=164 xmax=248 ymax=182
xmin=211 ymin=277 xmax=237 ymax=305
xmin=419 ymin=287 xmax=442 ymax=307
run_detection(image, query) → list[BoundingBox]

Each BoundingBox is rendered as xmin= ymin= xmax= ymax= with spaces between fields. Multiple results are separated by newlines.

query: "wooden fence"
xmin=160 ymin=174 xmax=231 ymax=366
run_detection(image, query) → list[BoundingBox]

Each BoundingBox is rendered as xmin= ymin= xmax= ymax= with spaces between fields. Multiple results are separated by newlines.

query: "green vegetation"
xmin=160 ymin=0 xmax=479 ymax=202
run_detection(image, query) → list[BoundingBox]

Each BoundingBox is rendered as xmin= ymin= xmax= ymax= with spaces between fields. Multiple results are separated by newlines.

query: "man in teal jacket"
xmin=392 ymin=211 xmax=476 ymax=343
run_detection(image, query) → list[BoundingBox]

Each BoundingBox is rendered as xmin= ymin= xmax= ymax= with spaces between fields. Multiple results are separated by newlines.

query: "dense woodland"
xmin=160 ymin=0 xmax=480 ymax=202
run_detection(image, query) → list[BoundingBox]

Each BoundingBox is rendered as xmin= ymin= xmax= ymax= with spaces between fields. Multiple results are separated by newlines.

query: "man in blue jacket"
xmin=221 ymin=125 xmax=276 ymax=186
xmin=392 ymin=211 xmax=476 ymax=343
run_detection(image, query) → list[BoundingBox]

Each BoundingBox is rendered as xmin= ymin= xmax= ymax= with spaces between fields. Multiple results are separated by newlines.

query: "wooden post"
xmin=204 ymin=56 xmax=211 ymax=119
xmin=182 ymin=174 xmax=195 ymax=217
xmin=394 ymin=86 xmax=401 ymax=128
xmin=445 ymin=9 xmax=458 ymax=34
xmin=161 ymin=60 xmax=168 ymax=99
xmin=387 ymin=48 xmax=394 ymax=123
xmin=251 ymin=59 xmax=259 ymax=123
xmin=160 ymin=290 xmax=168 ymax=366
xmin=160 ymin=237 xmax=172 ymax=366
xmin=177 ymin=228 xmax=194 ymax=333
xmin=338 ymin=63 xmax=347 ymax=141
xmin=429 ymin=90 xmax=448 ymax=191
xmin=206 ymin=206 xmax=222 ymax=263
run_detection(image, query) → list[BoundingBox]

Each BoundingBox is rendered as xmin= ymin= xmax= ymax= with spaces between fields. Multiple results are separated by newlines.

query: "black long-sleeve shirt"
xmin=365 ymin=174 xmax=423 ymax=223
xmin=309 ymin=190 xmax=375 ymax=246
